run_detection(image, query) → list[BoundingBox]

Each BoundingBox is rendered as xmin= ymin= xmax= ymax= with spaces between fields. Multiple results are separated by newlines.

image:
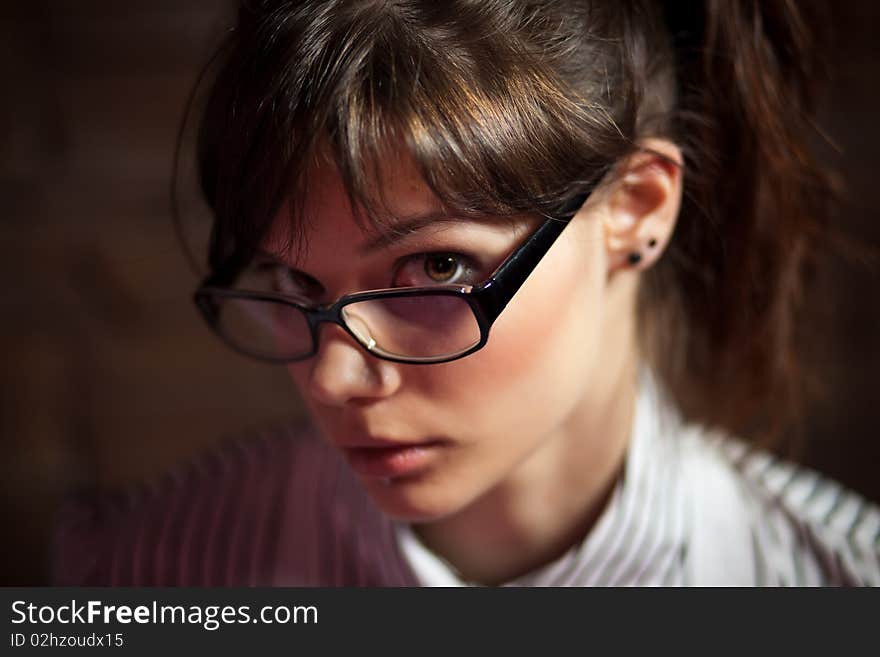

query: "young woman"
xmin=55 ymin=0 xmax=879 ymax=586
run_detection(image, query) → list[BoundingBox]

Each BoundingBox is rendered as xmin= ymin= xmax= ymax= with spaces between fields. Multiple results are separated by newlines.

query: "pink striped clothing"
xmin=52 ymin=421 xmax=418 ymax=586
xmin=52 ymin=377 xmax=880 ymax=586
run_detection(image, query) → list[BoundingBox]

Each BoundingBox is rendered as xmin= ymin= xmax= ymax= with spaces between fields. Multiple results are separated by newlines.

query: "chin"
xmin=359 ymin=474 xmax=470 ymax=523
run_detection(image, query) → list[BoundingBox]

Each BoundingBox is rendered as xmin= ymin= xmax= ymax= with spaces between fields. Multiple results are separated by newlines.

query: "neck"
xmin=413 ymin=337 xmax=640 ymax=585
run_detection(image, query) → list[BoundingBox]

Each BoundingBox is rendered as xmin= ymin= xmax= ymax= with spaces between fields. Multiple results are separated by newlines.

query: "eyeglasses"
xmin=193 ymin=193 xmax=588 ymax=365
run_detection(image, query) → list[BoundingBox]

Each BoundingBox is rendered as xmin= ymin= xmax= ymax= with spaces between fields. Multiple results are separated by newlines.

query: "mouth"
xmin=340 ymin=438 xmax=448 ymax=480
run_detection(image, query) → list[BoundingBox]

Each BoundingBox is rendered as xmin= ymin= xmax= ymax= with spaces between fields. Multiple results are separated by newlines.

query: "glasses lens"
xmin=341 ymin=293 xmax=481 ymax=361
xmin=213 ymin=296 xmax=312 ymax=360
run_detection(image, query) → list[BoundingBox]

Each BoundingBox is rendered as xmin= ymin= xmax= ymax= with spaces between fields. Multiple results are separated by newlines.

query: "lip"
xmin=339 ymin=435 xmax=426 ymax=449
xmin=341 ymin=439 xmax=447 ymax=479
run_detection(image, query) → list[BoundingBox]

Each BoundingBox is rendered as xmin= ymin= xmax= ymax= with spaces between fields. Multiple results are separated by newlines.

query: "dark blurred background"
xmin=1 ymin=1 xmax=878 ymax=585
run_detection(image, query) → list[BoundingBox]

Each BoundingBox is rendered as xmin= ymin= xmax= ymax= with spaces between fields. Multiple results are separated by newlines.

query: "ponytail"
xmin=642 ymin=0 xmax=834 ymax=448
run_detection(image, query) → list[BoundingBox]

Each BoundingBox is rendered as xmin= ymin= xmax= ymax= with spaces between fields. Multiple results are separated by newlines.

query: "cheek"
xmin=493 ymin=219 xmax=605 ymax=375
xmin=416 ymin=225 xmax=606 ymax=432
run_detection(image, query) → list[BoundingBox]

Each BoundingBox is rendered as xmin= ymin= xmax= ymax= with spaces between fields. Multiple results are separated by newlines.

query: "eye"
xmin=249 ymin=262 xmax=291 ymax=292
xmin=244 ymin=261 xmax=318 ymax=300
xmin=393 ymin=252 xmax=480 ymax=287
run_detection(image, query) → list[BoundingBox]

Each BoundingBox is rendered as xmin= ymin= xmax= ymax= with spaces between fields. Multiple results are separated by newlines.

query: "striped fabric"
xmin=52 ymin=375 xmax=880 ymax=587
xmin=396 ymin=376 xmax=880 ymax=586
xmin=52 ymin=421 xmax=418 ymax=586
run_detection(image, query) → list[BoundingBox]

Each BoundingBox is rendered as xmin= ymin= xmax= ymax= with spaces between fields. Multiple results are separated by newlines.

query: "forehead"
xmin=263 ymin=150 xmax=441 ymax=258
xmin=317 ymin=148 xmax=443 ymax=230
xmin=267 ymin=144 xmax=533 ymax=263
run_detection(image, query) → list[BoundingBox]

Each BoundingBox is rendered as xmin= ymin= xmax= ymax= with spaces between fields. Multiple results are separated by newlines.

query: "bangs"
xmin=198 ymin=1 xmax=634 ymax=271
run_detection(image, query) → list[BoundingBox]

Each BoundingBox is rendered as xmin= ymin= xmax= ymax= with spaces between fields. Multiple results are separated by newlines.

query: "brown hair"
xmin=192 ymin=0 xmax=832 ymax=447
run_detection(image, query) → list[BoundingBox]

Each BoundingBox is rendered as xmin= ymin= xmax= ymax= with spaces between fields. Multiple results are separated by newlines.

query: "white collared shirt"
xmin=396 ymin=373 xmax=880 ymax=586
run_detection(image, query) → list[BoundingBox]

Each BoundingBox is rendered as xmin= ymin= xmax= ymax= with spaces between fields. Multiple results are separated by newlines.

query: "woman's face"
xmin=267 ymin=154 xmax=623 ymax=522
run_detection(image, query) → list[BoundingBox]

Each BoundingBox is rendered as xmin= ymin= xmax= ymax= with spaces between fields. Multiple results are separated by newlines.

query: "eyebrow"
xmin=356 ymin=211 xmax=465 ymax=255
xmin=254 ymin=210 xmax=506 ymax=266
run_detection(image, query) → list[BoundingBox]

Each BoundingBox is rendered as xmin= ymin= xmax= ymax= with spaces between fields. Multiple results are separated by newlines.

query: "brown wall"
xmin=1 ymin=1 xmax=878 ymax=585
xmin=0 ymin=0 xmax=301 ymax=585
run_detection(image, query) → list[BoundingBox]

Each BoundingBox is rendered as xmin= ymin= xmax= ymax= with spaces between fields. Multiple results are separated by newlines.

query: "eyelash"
xmin=392 ymin=252 xmax=481 ymax=287
xmin=251 ymin=262 xmax=312 ymax=297
xmin=250 ymin=250 xmax=483 ymax=296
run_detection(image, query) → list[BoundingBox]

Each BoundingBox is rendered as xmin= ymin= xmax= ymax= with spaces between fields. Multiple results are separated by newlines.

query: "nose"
xmin=303 ymin=323 xmax=401 ymax=407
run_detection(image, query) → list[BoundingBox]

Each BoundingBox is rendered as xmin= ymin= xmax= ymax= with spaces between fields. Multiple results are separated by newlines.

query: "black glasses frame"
xmin=194 ymin=193 xmax=589 ymax=365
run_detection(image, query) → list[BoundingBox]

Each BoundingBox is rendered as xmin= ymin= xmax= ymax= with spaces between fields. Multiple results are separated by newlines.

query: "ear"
xmin=602 ymin=138 xmax=683 ymax=273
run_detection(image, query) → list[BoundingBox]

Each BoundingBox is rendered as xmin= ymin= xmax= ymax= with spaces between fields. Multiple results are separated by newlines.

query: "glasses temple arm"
xmin=474 ymin=194 xmax=588 ymax=319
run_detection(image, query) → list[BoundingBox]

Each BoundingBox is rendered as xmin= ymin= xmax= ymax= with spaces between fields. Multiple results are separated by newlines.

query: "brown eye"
xmin=424 ymin=254 xmax=460 ymax=282
xmin=392 ymin=252 xmax=480 ymax=288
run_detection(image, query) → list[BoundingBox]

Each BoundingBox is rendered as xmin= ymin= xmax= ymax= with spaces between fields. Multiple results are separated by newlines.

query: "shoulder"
xmin=676 ymin=426 xmax=880 ymax=586
xmin=51 ymin=419 xmax=416 ymax=586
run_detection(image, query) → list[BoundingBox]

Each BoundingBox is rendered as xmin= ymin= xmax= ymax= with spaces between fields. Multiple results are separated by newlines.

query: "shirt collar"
xmin=396 ymin=370 xmax=691 ymax=586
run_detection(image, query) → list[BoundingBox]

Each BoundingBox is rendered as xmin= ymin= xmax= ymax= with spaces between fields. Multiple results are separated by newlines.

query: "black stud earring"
xmin=627 ymin=252 xmax=642 ymax=266
xmin=648 ymin=238 xmax=657 ymax=249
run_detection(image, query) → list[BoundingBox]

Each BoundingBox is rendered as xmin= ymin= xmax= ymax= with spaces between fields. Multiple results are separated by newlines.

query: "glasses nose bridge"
xmin=306 ymin=300 xmax=376 ymax=352
xmin=307 ymin=301 xmax=343 ymax=325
